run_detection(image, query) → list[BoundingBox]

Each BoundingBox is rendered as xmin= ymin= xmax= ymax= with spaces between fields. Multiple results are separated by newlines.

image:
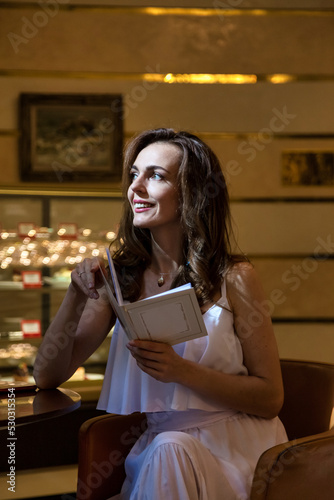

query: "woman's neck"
xmin=150 ymin=230 xmax=183 ymax=274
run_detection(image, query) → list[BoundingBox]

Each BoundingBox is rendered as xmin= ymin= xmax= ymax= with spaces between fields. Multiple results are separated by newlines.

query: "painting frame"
xmin=19 ymin=93 xmax=123 ymax=183
xmin=282 ymin=150 xmax=334 ymax=186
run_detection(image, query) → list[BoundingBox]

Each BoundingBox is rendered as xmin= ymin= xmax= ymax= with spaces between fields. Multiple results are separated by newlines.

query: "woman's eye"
xmin=151 ymin=172 xmax=163 ymax=180
xmin=129 ymin=170 xmax=164 ymax=182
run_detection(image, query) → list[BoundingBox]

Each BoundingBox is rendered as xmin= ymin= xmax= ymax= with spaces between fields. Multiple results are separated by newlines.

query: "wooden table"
xmin=0 ymin=384 xmax=81 ymax=430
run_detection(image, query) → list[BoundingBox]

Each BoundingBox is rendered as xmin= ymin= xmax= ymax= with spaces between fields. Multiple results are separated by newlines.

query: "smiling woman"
xmin=34 ymin=128 xmax=287 ymax=500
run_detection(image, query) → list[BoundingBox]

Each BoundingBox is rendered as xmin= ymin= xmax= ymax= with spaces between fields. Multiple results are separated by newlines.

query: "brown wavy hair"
xmin=112 ymin=128 xmax=244 ymax=306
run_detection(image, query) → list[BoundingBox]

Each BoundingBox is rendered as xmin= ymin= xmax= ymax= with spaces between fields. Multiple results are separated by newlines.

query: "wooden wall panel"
xmin=274 ymin=323 xmax=334 ymax=363
xmin=207 ymin=136 xmax=334 ymax=199
xmin=1 ymin=7 xmax=334 ymax=74
xmin=14 ymin=0 xmax=334 ymax=7
xmin=231 ymin=203 xmax=334 ymax=254
xmin=0 ymin=136 xmax=18 ymax=184
xmin=12 ymin=0 xmax=334 ymax=8
xmin=1 ymin=76 xmax=334 ymax=134
xmin=251 ymin=258 xmax=334 ymax=318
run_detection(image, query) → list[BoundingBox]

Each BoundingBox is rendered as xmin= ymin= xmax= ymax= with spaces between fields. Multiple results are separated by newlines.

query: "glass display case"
xmin=0 ymin=188 xmax=123 ymax=385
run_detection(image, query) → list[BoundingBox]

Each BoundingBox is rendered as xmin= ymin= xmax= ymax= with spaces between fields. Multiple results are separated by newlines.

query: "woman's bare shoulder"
xmin=225 ymin=260 xmax=256 ymax=286
xmin=225 ymin=261 xmax=264 ymax=311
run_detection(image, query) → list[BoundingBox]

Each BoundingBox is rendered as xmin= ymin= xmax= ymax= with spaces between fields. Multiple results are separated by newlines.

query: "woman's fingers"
xmin=72 ymin=257 xmax=106 ymax=299
xmin=126 ymin=340 xmax=167 ymax=360
xmin=127 ymin=340 xmax=166 ymax=352
xmin=126 ymin=340 xmax=184 ymax=383
xmin=72 ymin=268 xmax=98 ymax=299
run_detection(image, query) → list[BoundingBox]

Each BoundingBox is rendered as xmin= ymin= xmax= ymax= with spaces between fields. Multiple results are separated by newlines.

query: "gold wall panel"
xmin=1 ymin=7 xmax=334 ymax=74
xmin=1 ymin=76 xmax=334 ymax=134
xmin=252 ymin=258 xmax=334 ymax=319
xmin=274 ymin=323 xmax=334 ymax=364
xmin=231 ymin=202 xmax=334 ymax=254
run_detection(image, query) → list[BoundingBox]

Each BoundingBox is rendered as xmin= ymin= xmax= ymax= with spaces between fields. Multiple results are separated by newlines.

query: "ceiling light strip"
xmin=1 ymin=4 xmax=334 ymax=17
xmin=2 ymin=70 xmax=334 ymax=83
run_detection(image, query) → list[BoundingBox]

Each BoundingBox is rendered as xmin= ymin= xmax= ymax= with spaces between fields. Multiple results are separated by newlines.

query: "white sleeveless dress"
xmin=97 ymin=280 xmax=288 ymax=500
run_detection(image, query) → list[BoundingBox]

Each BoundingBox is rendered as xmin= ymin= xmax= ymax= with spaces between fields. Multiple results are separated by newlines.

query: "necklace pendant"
xmin=157 ymin=276 xmax=165 ymax=287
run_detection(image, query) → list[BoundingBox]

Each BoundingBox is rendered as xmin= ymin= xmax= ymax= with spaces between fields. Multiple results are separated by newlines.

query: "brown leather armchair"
xmin=77 ymin=360 xmax=334 ymax=500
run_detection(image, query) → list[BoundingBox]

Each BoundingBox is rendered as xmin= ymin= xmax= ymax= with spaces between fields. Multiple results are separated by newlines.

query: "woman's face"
xmin=127 ymin=142 xmax=182 ymax=232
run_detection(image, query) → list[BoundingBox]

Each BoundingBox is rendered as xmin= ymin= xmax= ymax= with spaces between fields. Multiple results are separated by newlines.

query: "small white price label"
xmin=21 ymin=320 xmax=41 ymax=338
xmin=22 ymin=271 xmax=42 ymax=288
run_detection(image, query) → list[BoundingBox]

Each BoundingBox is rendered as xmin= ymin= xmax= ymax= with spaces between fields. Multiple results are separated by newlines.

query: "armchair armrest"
xmin=250 ymin=429 xmax=334 ymax=500
xmin=77 ymin=412 xmax=147 ymax=500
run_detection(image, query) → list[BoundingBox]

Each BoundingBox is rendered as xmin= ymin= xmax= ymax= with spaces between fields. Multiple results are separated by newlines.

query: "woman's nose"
xmin=131 ymin=175 xmax=146 ymax=193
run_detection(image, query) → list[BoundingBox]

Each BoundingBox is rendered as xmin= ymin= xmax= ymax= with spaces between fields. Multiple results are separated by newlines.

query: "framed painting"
xmin=19 ymin=93 xmax=123 ymax=183
xmin=282 ymin=151 xmax=334 ymax=186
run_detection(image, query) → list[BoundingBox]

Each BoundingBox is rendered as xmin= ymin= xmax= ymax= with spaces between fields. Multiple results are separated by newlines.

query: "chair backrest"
xmin=279 ymin=359 xmax=334 ymax=440
xmin=77 ymin=412 xmax=147 ymax=500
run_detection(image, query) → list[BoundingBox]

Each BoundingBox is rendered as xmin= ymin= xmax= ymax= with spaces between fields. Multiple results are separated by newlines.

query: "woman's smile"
xmin=133 ymin=199 xmax=155 ymax=212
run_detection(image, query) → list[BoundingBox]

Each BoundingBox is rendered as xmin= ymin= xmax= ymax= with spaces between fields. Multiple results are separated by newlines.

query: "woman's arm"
xmin=33 ymin=258 xmax=115 ymax=389
xmin=126 ymin=263 xmax=284 ymax=419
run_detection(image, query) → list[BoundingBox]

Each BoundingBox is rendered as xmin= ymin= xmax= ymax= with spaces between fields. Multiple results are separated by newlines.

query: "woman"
xmin=34 ymin=128 xmax=287 ymax=500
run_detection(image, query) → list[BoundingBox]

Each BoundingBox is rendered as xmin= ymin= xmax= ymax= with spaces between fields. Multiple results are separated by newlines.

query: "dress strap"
xmin=220 ymin=277 xmax=232 ymax=313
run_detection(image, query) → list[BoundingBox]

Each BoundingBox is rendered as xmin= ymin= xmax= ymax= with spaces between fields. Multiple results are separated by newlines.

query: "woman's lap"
xmin=120 ymin=430 xmax=239 ymax=500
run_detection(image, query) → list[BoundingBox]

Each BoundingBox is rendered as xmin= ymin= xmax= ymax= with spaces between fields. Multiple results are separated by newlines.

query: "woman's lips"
xmin=133 ymin=201 xmax=154 ymax=213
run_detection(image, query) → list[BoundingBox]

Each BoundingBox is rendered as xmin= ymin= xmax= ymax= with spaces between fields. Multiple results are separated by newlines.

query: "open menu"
xmin=99 ymin=248 xmax=208 ymax=345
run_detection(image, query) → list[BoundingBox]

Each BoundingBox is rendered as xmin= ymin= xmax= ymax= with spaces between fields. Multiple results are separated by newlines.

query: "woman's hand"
xmin=71 ymin=257 xmax=108 ymax=300
xmin=126 ymin=340 xmax=187 ymax=384
xmin=34 ymin=256 xmax=114 ymax=389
